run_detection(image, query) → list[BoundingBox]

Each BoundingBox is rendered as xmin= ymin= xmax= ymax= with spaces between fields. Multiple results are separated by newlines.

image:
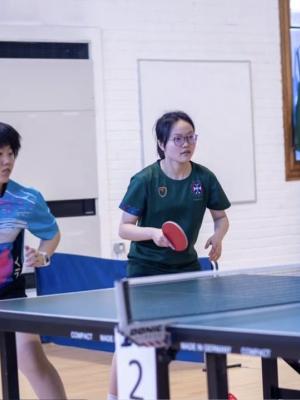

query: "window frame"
xmin=279 ymin=0 xmax=300 ymax=180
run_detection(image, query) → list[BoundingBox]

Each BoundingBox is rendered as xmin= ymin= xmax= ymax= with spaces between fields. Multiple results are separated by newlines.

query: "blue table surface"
xmin=174 ymin=303 xmax=300 ymax=335
xmin=0 ymin=289 xmax=118 ymax=322
xmin=1 ymin=273 xmax=300 ymax=336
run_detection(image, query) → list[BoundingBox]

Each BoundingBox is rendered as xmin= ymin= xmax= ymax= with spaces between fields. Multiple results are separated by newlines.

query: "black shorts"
xmin=0 ymin=276 xmax=26 ymax=300
xmin=127 ymin=259 xmax=200 ymax=278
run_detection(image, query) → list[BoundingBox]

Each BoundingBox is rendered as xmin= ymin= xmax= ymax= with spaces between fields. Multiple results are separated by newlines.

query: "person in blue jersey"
xmin=108 ymin=111 xmax=231 ymax=400
xmin=0 ymin=122 xmax=66 ymax=399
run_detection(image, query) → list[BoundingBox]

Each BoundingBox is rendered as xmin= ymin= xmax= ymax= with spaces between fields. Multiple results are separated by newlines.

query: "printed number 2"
xmin=129 ymin=360 xmax=143 ymax=400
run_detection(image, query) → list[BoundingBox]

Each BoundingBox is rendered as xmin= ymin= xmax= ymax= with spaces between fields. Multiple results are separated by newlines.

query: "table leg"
xmin=156 ymin=348 xmax=172 ymax=400
xmin=261 ymin=358 xmax=278 ymax=399
xmin=206 ymin=353 xmax=228 ymax=399
xmin=0 ymin=331 xmax=20 ymax=400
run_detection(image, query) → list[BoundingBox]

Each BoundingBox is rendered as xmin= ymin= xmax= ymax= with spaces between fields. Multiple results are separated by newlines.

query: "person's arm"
xmin=24 ymin=231 xmax=61 ymax=268
xmin=119 ymin=211 xmax=171 ymax=248
xmin=204 ymin=210 xmax=229 ymax=262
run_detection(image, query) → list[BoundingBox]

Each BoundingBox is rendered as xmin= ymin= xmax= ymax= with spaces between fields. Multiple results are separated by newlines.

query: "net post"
xmin=115 ymin=278 xmax=131 ymax=335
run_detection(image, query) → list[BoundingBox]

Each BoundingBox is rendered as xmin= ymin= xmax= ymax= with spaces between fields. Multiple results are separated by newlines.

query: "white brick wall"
xmin=1 ymin=0 xmax=299 ymax=269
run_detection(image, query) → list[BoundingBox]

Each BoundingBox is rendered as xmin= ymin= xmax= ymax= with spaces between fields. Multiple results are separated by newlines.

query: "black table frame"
xmin=1 ymin=309 xmax=300 ymax=399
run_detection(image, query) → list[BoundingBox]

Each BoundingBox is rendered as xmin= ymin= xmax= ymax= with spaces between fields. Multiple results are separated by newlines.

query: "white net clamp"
xmin=115 ymin=278 xmax=171 ymax=348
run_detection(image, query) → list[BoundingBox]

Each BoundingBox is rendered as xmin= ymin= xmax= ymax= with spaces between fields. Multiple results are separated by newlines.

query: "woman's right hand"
xmin=151 ymin=228 xmax=174 ymax=249
xmin=119 ymin=212 xmax=174 ymax=249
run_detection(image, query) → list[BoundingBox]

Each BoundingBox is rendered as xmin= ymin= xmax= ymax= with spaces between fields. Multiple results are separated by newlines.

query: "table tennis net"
xmin=124 ymin=265 xmax=300 ymax=324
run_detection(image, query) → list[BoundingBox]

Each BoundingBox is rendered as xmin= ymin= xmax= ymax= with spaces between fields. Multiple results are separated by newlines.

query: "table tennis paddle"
xmin=162 ymin=221 xmax=188 ymax=252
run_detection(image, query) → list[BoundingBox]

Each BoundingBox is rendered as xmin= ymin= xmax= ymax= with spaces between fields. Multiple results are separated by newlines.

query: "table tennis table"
xmin=0 ymin=265 xmax=300 ymax=399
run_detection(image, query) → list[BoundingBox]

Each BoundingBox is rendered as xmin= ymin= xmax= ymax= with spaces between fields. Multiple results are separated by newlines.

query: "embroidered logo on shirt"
xmin=191 ymin=181 xmax=203 ymax=197
xmin=158 ymin=186 xmax=168 ymax=198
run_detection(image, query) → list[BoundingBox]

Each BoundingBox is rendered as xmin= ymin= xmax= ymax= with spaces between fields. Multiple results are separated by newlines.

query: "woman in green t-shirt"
xmin=108 ymin=111 xmax=230 ymax=400
xmin=119 ymin=110 xmax=230 ymax=278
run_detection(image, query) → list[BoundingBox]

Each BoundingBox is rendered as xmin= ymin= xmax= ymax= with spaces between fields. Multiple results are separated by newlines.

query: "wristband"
xmin=39 ymin=251 xmax=51 ymax=267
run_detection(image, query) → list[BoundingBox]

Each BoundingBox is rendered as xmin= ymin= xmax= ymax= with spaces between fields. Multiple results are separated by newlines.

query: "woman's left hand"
xmin=204 ymin=235 xmax=222 ymax=262
xmin=24 ymin=246 xmax=47 ymax=268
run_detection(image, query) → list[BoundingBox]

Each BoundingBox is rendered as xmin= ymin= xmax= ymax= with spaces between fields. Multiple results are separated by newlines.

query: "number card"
xmin=115 ymin=328 xmax=158 ymax=400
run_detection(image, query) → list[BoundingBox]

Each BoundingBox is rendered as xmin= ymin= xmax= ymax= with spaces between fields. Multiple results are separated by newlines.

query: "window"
xmin=279 ymin=0 xmax=300 ymax=180
xmin=0 ymin=41 xmax=88 ymax=59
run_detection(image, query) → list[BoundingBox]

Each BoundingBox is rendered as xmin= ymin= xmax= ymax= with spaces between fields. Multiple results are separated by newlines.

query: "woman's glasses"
xmin=170 ymin=134 xmax=198 ymax=147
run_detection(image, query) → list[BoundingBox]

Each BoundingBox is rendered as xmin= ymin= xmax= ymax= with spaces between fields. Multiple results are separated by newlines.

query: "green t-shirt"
xmin=119 ymin=161 xmax=230 ymax=277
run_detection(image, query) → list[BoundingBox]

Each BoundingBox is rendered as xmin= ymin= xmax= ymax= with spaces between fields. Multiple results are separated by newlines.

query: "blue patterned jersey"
xmin=0 ymin=180 xmax=58 ymax=292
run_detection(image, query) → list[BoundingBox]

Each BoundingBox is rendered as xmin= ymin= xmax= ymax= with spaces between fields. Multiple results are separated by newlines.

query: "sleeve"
xmin=207 ymin=172 xmax=231 ymax=210
xmin=27 ymin=191 xmax=59 ymax=240
xmin=119 ymin=175 xmax=147 ymax=217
